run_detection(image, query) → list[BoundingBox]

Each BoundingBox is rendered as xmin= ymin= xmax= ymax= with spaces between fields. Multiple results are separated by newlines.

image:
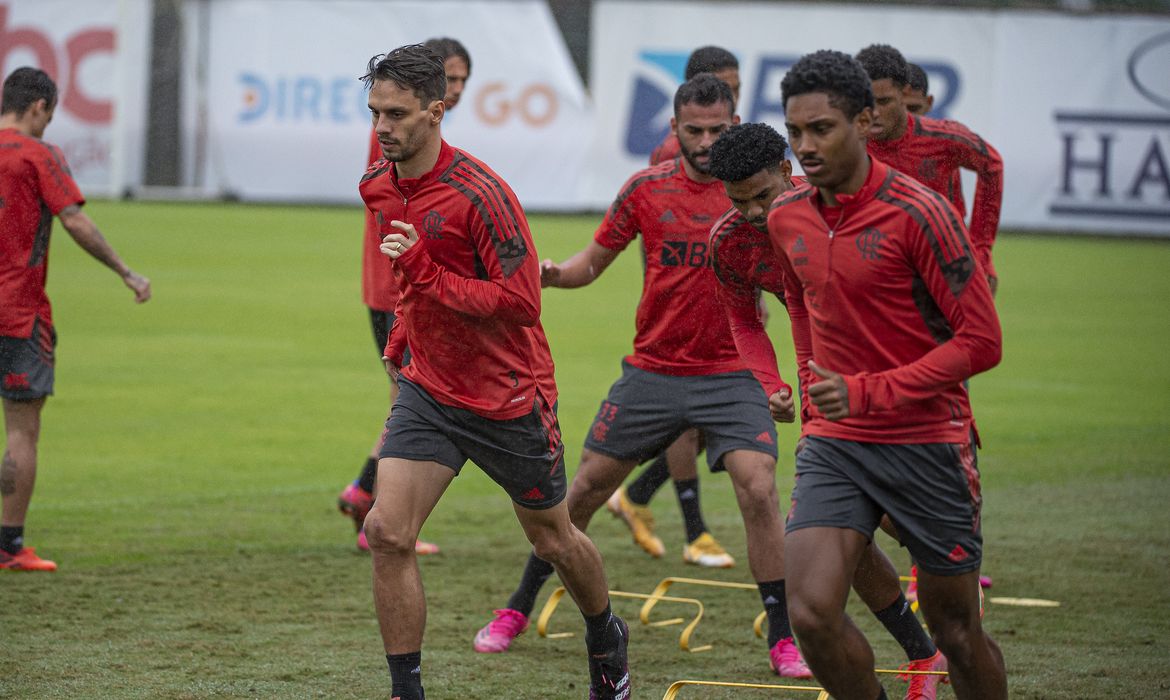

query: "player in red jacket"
xmin=709 ymin=121 xmax=951 ymax=700
xmin=857 ymin=44 xmax=1003 ymax=295
xmin=358 ymin=45 xmax=628 ymax=700
xmin=613 ymin=44 xmax=744 ymax=568
xmin=0 ymin=68 xmax=151 ymax=572
xmin=338 ymin=38 xmax=472 ymax=555
xmin=768 ymin=50 xmax=1006 ymax=700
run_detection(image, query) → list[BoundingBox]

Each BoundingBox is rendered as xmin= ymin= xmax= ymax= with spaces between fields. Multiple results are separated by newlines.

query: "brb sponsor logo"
xmin=0 ymin=6 xmax=114 ymax=123
xmin=623 ymin=49 xmax=962 ymax=158
xmin=1051 ymin=31 xmax=1170 ymax=223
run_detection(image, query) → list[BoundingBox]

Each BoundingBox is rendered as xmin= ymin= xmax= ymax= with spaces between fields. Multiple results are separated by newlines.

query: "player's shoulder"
xmin=619 ymin=159 xmax=681 ymax=197
xmin=875 ymin=165 xmax=963 ymax=228
xmin=361 ymin=156 xmax=391 ymax=183
xmin=710 ymin=207 xmax=748 ymax=246
xmin=912 ymin=115 xmax=988 ymax=151
xmin=768 ymin=180 xmax=816 ymax=215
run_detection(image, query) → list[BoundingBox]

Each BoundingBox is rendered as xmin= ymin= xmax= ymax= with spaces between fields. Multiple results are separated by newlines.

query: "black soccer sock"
xmin=386 ymin=651 xmax=424 ymax=700
xmin=876 ymin=688 xmax=889 ymax=700
xmin=505 ymin=553 xmax=556 ymax=617
xmin=674 ymin=477 xmax=708 ymax=543
xmin=356 ymin=456 xmax=378 ymax=494
xmin=626 ymin=454 xmax=669 ymax=505
xmin=583 ymin=602 xmax=616 ymax=651
xmin=873 ymin=592 xmax=937 ymax=661
xmin=758 ymin=579 xmax=793 ymax=647
xmin=0 ymin=526 xmax=23 ymax=555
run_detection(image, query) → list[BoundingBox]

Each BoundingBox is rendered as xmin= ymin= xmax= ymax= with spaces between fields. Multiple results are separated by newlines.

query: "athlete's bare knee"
xmin=786 ymin=592 xmax=840 ymax=645
xmin=530 ymin=529 xmax=576 ymax=567
xmin=362 ymin=510 xmax=416 ymax=557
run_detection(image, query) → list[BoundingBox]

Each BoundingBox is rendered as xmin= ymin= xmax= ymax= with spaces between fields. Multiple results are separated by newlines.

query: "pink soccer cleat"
xmin=769 ymin=636 xmax=813 ymax=679
xmin=901 ymin=650 xmax=949 ymax=700
xmin=473 ymin=608 xmax=529 ymax=653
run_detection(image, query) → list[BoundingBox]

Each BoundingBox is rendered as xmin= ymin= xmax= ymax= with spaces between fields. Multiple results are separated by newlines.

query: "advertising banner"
xmin=0 ymin=0 xmax=151 ymax=196
xmin=589 ymin=1 xmax=1170 ymax=234
xmin=197 ymin=0 xmax=592 ymax=208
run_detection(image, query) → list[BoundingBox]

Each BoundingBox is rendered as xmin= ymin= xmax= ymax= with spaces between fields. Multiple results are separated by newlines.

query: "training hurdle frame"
xmin=641 ymin=576 xmax=768 ymax=638
xmin=661 ymin=667 xmax=949 ymax=698
xmin=536 ymin=586 xmax=714 ymax=652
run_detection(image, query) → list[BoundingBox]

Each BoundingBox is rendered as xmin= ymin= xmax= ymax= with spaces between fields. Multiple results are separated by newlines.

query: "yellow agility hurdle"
xmin=641 ymin=576 xmax=769 ymax=639
xmin=662 ymin=680 xmax=828 ymax=699
xmin=661 ymin=667 xmax=948 ymax=700
xmin=536 ymin=586 xmax=713 ymax=652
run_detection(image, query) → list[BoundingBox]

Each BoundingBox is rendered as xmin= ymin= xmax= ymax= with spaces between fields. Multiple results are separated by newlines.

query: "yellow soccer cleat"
xmin=606 ymin=487 xmax=665 ymax=558
xmin=682 ymin=532 xmax=735 ymax=569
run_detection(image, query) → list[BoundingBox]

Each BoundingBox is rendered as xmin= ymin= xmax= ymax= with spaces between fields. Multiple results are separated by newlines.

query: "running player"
xmin=359 ymin=45 xmax=628 ymax=700
xmin=611 ymin=44 xmax=744 ymax=567
xmin=1 ymin=67 xmax=152 ymax=572
xmin=474 ymin=74 xmax=812 ymax=679
xmin=902 ymin=63 xmax=933 ymax=116
xmin=338 ymin=37 xmax=472 ymax=554
xmin=770 ymin=49 xmax=1006 ymax=700
xmin=856 ymin=44 xmax=1002 ymax=295
xmin=708 ymin=121 xmax=949 ymax=700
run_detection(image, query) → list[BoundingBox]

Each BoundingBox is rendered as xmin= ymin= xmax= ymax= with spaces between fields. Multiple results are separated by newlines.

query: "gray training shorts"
xmin=786 ymin=435 xmax=983 ymax=576
xmin=583 ymin=360 xmax=778 ymax=471
xmin=0 ymin=319 xmax=55 ymax=401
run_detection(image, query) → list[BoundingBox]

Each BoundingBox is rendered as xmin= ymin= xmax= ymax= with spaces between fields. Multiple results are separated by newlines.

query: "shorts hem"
xmin=914 ymin=559 xmax=983 ymax=577
xmin=513 ymin=490 xmax=566 ymax=511
xmin=0 ymin=389 xmax=52 ymax=401
xmin=582 ymin=442 xmax=640 ymax=463
xmin=785 ymin=519 xmax=874 ymax=540
xmin=708 ymin=443 xmax=777 ymax=472
xmin=378 ymin=450 xmax=463 ymax=473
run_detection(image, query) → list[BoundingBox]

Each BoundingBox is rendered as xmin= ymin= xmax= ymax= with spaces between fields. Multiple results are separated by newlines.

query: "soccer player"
xmin=0 ymin=67 xmax=152 ymax=572
xmin=474 ymin=74 xmax=813 ymax=679
xmin=708 ymin=121 xmax=948 ymax=700
xmin=338 ymin=37 xmax=472 ymax=554
xmin=769 ymin=50 xmax=1006 ymax=699
xmin=610 ymin=43 xmax=743 ymax=567
xmin=358 ymin=45 xmax=629 ymax=700
xmin=903 ymin=63 xmax=933 ymax=116
xmin=857 ymin=44 xmax=1003 ymax=296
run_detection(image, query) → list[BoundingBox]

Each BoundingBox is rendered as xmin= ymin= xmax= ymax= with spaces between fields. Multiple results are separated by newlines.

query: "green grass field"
xmin=1 ymin=200 xmax=1168 ymax=699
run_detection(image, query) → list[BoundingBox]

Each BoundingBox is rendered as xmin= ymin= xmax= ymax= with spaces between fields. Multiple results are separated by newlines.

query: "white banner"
xmin=589 ymin=1 xmax=1170 ymax=235
xmin=195 ymin=0 xmax=592 ymax=208
xmin=0 ymin=0 xmax=150 ymax=196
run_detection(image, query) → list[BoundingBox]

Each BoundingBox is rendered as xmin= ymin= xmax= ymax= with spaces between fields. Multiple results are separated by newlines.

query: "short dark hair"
xmin=361 ymin=44 xmax=446 ymax=106
xmin=906 ymin=62 xmax=929 ymax=94
xmin=709 ymin=123 xmax=789 ymax=183
xmin=2 ymin=67 xmax=57 ymax=116
xmin=685 ymin=46 xmax=738 ymax=80
xmin=674 ymin=72 xmax=735 ymax=118
xmin=855 ymin=43 xmax=909 ymax=87
xmin=423 ymin=37 xmax=472 ymax=76
xmin=781 ymin=50 xmax=874 ymax=120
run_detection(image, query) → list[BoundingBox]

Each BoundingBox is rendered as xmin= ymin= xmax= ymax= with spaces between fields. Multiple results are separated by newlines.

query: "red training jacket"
xmin=766 ymin=157 xmax=1001 ymax=444
xmin=867 ymin=113 xmax=1003 ymax=278
xmin=359 ymin=140 xmax=557 ymax=420
xmin=709 ymin=208 xmax=791 ymax=398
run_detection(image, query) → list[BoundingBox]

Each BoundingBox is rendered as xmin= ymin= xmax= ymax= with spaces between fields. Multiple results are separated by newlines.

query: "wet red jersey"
xmin=0 ymin=129 xmax=85 ymax=338
xmin=767 ymin=158 xmax=1001 ymax=444
xmin=594 ymin=159 xmax=745 ymax=376
xmin=867 ymin=113 xmax=1003 ymax=277
xmin=709 ymin=209 xmax=791 ymax=397
xmin=359 ymin=140 xmax=556 ymax=419
xmin=361 ymin=128 xmax=398 ymax=311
